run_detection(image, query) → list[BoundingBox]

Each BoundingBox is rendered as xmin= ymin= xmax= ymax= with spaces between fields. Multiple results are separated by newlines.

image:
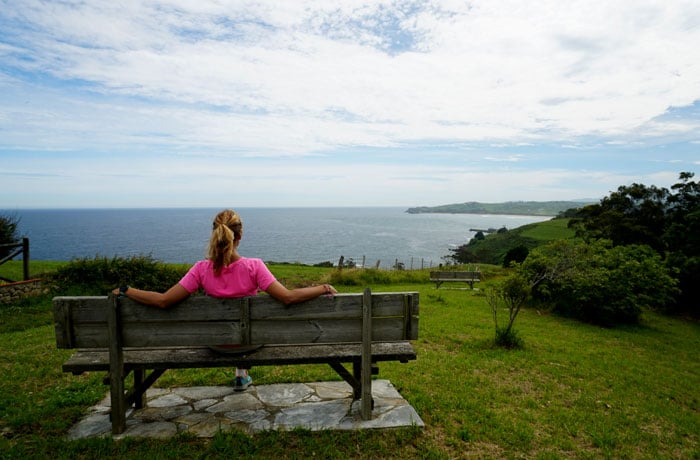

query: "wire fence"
xmin=335 ymin=254 xmax=447 ymax=271
xmin=0 ymin=237 xmax=30 ymax=282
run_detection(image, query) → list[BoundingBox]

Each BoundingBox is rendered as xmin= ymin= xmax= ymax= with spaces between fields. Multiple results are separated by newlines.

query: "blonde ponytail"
xmin=207 ymin=209 xmax=243 ymax=275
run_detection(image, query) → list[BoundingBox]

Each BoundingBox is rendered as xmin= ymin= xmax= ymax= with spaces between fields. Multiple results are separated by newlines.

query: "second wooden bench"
xmin=430 ymin=270 xmax=481 ymax=289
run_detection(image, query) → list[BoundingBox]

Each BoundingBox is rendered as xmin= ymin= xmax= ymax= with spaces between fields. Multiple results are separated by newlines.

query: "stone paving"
xmin=66 ymin=380 xmax=424 ymax=440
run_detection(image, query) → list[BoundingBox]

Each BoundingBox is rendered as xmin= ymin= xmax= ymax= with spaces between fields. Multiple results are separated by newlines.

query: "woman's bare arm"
xmin=265 ymin=281 xmax=336 ymax=305
xmin=111 ymin=283 xmax=191 ymax=309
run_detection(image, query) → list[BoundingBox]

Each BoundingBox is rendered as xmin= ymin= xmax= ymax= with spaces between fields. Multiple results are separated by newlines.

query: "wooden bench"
xmin=430 ymin=270 xmax=481 ymax=289
xmin=53 ymin=288 xmax=419 ymax=434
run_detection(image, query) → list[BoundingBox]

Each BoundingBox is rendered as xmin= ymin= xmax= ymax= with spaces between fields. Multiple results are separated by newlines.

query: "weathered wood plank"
xmin=54 ymin=292 xmax=419 ymax=348
xmin=54 ymin=293 xmax=418 ymax=324
xmin=107 ymin=296 xmax=127 ymax=434
xmin=53 ymin=296 xmax=111 ymax=348
xmin=62 ymin=342 xmax=417 ymax=373
xmin=361 ymin=288 xmax=372 ymax=419
xmin=116 ymin=318 xmax=406 ymax=347
xmin=67 ymin=317 xmax=415 ymax=348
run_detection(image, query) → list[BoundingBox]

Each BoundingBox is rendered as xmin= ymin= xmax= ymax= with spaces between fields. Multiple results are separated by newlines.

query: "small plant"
xmin=486 ymin=274 xmax=530 ymax=348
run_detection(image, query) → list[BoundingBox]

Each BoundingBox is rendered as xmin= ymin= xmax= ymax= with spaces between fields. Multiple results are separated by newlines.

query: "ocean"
xmin=7 ymin=208 xmax=550 ymax=268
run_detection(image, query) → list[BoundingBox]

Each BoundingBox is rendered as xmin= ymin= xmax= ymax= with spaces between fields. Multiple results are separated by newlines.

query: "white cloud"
xmin=1 ymin=0 xmax=699 ymax=207
xmin=3 ymin=0 xmax=700 ymax=151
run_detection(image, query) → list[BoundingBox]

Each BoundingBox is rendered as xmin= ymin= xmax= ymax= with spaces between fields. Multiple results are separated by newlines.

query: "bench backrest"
xmin=53 ymin=292 xmax=419 ymax=349
xmin=429 ymin=271 xmax=480 ymax=279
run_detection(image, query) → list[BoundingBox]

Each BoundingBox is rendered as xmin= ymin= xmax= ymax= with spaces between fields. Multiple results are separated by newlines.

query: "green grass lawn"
xmin=518 ymin=218 xmax=575 ymax=241
xmin=1 ymin=264 xmax=698 ymax=459
xmin=0 ymin=260 xmax=66 ymax=283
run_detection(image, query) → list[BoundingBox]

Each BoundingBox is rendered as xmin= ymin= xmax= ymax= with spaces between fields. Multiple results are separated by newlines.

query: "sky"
xmin=1 ymin=0 xmax=699 ymax=209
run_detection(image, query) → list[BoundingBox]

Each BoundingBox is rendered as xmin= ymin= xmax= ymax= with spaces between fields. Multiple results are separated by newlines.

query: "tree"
xmin=486 ymin=274 xmax=529 ymax=348
xmin=569 ymin=182 xmax=669 ymax=252
xmin=0 ymin=213 xmax=21 ymax=259
xmin=663 ymin=172 xmax=700 ymax=311
xmin=568 ymin=172 xmax=700 ymax=315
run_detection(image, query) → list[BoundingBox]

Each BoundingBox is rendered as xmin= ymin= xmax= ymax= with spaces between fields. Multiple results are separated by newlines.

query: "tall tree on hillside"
xmin=569 ymin=182 xmax=669 ymax=252
xmin=569 ymin=172 xmax=700 ymax=315
xmin=664 ymin=172 xmax=700 ymax=310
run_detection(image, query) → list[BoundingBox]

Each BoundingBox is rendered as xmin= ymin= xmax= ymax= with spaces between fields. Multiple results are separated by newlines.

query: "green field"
xmin=518 ymin=218 xmax=575 ymax=241
xmin=1 ymin=261 xmax=698 ymax=459
xmin=0 ymin=260 xmax=66 ymax=283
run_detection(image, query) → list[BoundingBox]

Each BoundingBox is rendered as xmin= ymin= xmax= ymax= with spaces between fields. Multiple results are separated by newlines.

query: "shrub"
xmin=49 ymin=255 xmax=188 ymax=295
xmin=0 ymin=213 xmax=20 ymax=259
xmin=521 ymin=240 xmax=679 ymax=326
xmin=503 ymin=245 xmax=529 ymax=267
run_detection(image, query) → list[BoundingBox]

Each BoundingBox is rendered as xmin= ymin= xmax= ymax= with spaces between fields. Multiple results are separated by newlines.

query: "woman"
xmin=112 ymin=209 xmax=336 ymax=390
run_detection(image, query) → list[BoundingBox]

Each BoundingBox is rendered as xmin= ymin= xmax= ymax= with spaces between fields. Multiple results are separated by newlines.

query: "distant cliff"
xmin=406 ymin=201 xmax=592 ymax=216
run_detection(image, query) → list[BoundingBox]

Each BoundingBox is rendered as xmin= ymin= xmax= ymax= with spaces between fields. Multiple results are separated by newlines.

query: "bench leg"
xmin=328 ymin=361 xmax=361 ymax=399
xmin=126 ymin=369 xmax=166 ymax=409
xmin=327 ymin=359 xmax=377 ymax=414
xmin=133 ymin=369 xmax=146 ymax=409
xmin=361 ymin=288 xmax=373 ymax=420
xmin=353 ymin=361 xmax=362 ymax=400
xmin=109 ymin=367 xmax=126 ymax=434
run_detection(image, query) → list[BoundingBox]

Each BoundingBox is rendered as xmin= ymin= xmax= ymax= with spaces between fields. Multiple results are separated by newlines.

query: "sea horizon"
xmin=6 ymin=207 xmax=551 ymax=268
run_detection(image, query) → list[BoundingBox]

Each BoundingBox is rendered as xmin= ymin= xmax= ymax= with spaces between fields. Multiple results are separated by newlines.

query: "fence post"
xmin=22 ymin=238 xmax=29 ymax=281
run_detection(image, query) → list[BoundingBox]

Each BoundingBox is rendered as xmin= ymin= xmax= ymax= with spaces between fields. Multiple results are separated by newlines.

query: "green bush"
xmin=49 ymin=255 xmax=188 ymax=295
xmin=328 ymin=268 xmax=429 ymax=286
xmin=0 ymin=212 xmax=20 ymax=259
xmin=521 ymin=240 xmax=679 ymax=326
xmin=503 ymin=245 xmax=529 ymax=267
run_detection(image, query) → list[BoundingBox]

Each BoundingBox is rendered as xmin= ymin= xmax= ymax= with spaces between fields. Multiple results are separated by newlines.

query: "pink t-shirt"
xmin=178 ymin=257 xmax=277 ymax=298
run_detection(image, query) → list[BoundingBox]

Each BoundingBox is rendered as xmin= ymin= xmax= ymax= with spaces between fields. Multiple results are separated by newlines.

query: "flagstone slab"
xmin=66 ymin=380 xmax=424 ymax=439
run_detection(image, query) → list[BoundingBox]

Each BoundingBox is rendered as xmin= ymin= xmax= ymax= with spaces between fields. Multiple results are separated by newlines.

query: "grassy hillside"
xmin=517 ymin=217 xmax=575 ymax=241
xmin=454 ymin=218 xmax=576 ymax=265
